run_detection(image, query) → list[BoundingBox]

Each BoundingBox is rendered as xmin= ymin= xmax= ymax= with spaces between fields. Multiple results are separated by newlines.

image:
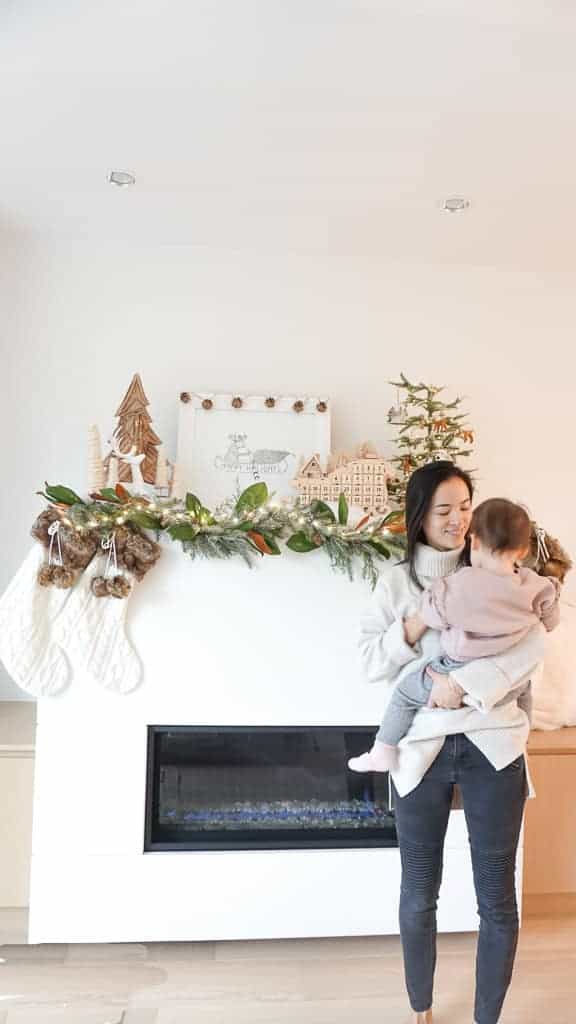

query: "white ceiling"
xmin=2 ymin=1 xmax=576 ymax=268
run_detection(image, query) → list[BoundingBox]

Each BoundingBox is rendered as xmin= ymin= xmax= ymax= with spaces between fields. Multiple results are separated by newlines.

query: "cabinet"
xmin=0 ymin=703 xmax=35 ymax=907
xmin=523 ymin=727 xmax=576 ymax=914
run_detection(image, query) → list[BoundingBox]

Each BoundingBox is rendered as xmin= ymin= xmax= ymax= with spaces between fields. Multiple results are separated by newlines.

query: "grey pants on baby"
xmin=376 ymin=654 xmax=465 ymax=746
xmin=376 ymin=655 xmax=533 ymax=746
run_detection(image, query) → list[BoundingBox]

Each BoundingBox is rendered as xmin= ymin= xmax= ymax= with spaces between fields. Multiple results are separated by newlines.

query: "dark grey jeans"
xmin=392 ymin=734 xmax=527 ymax=1024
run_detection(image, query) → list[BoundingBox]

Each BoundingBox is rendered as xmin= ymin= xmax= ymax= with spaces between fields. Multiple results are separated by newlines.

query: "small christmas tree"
xmin=387 ymin=372 xmax=474 ymax=504
xmin=111 ymin=374 xmax=161 ymax=484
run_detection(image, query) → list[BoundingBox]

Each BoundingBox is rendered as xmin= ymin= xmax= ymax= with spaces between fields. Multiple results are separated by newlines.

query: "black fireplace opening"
xmin=144 ymin=726 xmax=397 ymax=851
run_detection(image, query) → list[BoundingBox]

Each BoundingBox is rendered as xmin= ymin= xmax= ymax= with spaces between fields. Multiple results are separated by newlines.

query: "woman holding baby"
xmin=356 ymin=461 xmax=555 ymax=1024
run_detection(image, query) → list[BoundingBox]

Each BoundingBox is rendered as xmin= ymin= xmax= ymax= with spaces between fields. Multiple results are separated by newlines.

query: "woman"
xmin=359 ymin=462 xmax=544 ymax=1024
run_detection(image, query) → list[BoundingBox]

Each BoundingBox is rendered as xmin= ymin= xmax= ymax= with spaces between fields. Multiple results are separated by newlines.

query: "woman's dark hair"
xmin=405 ymin=461 xmax=474 ymax=589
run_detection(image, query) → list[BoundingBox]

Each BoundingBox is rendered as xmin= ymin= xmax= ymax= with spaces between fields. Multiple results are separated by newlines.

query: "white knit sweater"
xmin=359 ymin=544 xmax=545 ymax=796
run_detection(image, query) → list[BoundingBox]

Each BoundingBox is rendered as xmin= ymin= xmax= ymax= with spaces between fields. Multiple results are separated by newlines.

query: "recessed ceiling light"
xmin=440 ymin=196 xmax=471 ymax=213
xmin=108 ymin=170 xmax=136 ymax=187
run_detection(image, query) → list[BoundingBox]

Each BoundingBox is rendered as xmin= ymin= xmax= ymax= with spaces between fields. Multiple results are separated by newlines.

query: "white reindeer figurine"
xmin=108 ymin=443 xmax=146 ymax=492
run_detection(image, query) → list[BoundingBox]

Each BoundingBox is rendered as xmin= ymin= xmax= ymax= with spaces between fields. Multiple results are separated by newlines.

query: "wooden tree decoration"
xmin=111 ymin=374 xmax=161 ymax=484
xmin=387 ymin=372 xmax=474 ymax=504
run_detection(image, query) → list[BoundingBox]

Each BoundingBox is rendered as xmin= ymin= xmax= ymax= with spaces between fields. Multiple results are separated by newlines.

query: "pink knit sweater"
xmin=420 ymin=565 xmax=559 ymax=660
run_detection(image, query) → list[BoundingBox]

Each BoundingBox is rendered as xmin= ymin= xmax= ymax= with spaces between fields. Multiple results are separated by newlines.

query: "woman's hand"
xmin=403 ymin=613 xmax=428 ymax=647
xmin=426 ymin=667 xmax=465 ymax=709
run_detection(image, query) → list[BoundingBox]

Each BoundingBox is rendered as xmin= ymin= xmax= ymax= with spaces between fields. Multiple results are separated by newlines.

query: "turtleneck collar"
xmin=413 ymin=543 xmax=464 ymax=579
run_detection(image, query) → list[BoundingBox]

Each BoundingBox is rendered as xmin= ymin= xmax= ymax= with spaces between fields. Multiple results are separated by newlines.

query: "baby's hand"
xmin=426 ymin=667 xmax=465 ymax=709
xmin=403 ymin=613 xmax=427 ymax=646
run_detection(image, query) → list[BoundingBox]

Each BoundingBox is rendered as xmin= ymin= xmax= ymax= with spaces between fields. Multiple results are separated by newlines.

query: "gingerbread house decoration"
xmin=293 ymin=444 xmax=394 ymax=515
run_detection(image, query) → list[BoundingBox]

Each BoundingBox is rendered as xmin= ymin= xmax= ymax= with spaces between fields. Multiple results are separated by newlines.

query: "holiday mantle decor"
xmin=293 ymin=442 xmax=394 ymax=516
xmin=0 ymin=370 xmax=572 ymax=700
xmin=175 ymin=391 xmax=331 ymax=511
xmin=87 ymin=424 xmax=106 ymax=493
xmin=387 ymin=372 xmax=474 ymax=503
xmin=32 ymin=480 xmax=406 ymax=589
xmin=0 ymin=481 xmax=404 ymax=697
xmin=103 ymin=373 xmax=162 ymax=486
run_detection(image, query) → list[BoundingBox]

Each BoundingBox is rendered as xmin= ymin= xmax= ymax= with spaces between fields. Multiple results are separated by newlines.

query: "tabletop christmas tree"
xmin=387 ymin=372 xmax=474 ymax=504
xmin=109 ymin=373 xmax=161 ymax=485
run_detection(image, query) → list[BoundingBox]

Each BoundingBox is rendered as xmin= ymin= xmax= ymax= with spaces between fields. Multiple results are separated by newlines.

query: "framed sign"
xmin=175 ymin=393 xmax=331 ymax=509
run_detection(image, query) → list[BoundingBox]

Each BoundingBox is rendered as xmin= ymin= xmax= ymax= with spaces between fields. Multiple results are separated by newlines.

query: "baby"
xmin=349 ymin=498 xmax=560 ymax=774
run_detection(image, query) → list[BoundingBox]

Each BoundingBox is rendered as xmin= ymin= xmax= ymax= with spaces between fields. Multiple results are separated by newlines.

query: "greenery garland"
xmin=38 ymin=481 xmax=406 ymax=589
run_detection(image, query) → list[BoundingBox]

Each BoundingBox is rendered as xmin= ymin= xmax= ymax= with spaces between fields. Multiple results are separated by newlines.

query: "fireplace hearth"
xmin=144 ymin=725 xmax=397 ymax=851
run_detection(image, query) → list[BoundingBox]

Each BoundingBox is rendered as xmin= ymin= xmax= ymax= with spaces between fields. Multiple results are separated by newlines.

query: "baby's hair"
xmin=471 ymin=498 xmax=531 ymax=554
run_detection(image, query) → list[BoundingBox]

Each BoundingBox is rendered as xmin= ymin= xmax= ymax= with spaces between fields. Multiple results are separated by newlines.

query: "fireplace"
xmin=144 ymin=726 xmax=397 ymax=851
xmin=29 ymin=556 xmax=483 ymax=943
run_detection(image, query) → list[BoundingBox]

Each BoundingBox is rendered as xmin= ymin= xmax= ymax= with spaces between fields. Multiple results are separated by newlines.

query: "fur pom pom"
xmin=91 ymin=574 xmax=132 ymax=599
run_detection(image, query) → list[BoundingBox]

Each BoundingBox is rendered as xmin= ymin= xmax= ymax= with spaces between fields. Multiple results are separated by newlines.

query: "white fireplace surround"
xmin=28 ymin=544 xmax=514 ymax=943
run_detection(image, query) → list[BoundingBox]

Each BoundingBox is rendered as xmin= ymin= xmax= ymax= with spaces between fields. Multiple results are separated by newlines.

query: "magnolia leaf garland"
xmin=34 ymin=480 xmax=407 ymax=595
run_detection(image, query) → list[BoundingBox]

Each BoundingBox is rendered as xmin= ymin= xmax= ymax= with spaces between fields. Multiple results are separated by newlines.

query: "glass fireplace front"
xmin=144 ymin=726 xmax=397 ymax=851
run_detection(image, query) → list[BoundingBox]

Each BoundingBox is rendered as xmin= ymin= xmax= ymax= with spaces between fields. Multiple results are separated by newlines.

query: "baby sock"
xmin=348 ymin=740 xmax=398 ymax=773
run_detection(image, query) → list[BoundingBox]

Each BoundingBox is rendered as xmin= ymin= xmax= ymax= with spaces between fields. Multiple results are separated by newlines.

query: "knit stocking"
xmin=54 ymin=564 xmax=142 ymax=694
xmin=0 ymin=546 xmax=72 ymax=696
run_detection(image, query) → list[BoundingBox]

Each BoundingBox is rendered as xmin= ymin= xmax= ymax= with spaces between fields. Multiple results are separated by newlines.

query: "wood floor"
xmin=0 ymin=908 xmax=574 ymax=1023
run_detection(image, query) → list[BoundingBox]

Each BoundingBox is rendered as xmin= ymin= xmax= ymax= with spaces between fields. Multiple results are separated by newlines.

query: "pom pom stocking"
xmin=54 ymin=565 xmax=142 ymax=694
xmin=0 ymin=547 xmax=72 ymax=696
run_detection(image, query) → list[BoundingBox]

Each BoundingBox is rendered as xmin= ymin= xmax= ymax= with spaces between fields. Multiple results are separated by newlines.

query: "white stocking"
xmin=54 ymin=566 xmax=142 ymax=694
xmin=0 ymin=547 xmax=72 ymax=696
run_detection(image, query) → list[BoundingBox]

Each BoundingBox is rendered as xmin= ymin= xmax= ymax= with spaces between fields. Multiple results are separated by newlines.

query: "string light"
xmin=39 ymin=488 xmax=403 ymax=589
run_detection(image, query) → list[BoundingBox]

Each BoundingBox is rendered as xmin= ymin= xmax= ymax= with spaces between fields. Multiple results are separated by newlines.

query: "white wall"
xmin=2 ymin=237 xmax=575 ymax=698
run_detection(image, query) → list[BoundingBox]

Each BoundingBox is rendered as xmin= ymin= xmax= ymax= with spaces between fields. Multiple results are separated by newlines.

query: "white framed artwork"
xmin=175 ymin=393 xmax=331 ymax=508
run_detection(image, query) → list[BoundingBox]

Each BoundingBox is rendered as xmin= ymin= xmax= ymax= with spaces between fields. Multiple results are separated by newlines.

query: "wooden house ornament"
xmin=293 ymin=443 xmax=394 ymax=515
